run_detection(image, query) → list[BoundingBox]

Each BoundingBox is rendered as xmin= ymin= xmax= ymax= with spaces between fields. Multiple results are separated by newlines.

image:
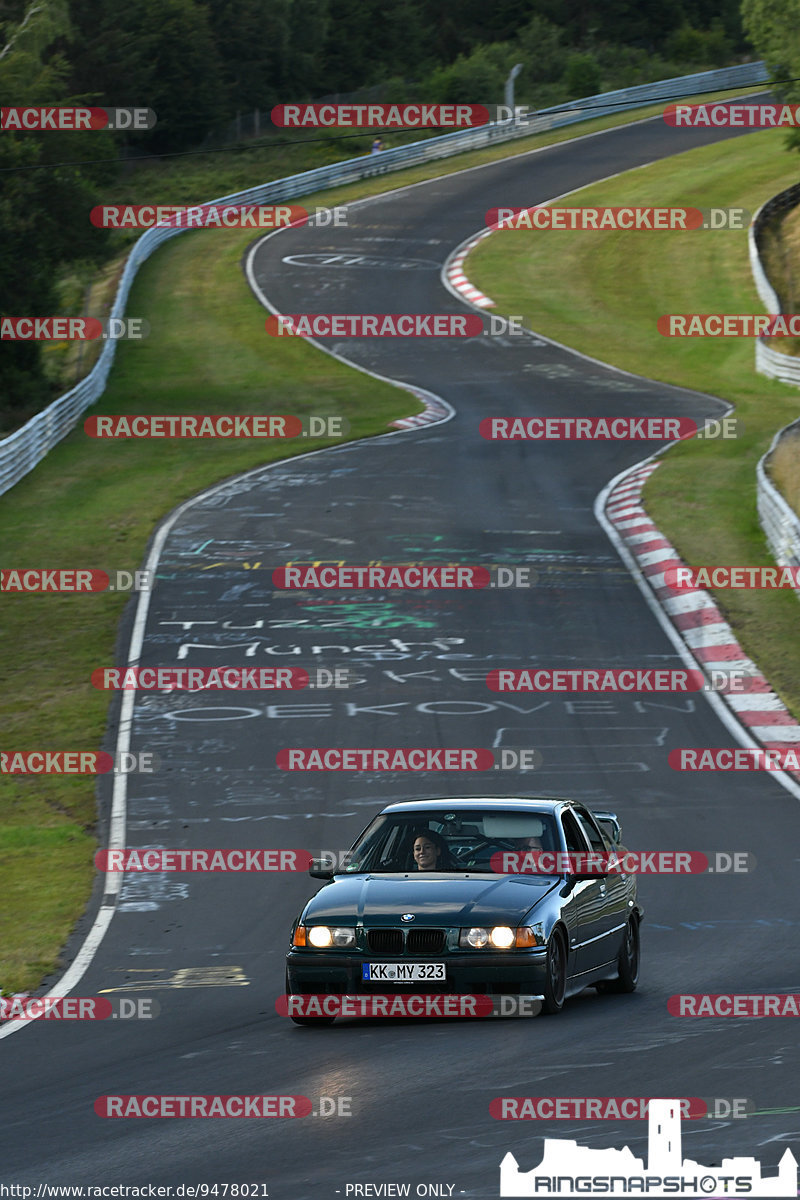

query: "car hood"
xmin=302 ymin=873 xmax=560 ymax=926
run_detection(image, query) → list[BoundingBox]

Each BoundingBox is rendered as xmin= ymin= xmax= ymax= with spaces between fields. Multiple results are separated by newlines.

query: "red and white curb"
xmin=446 ymin=230 xmax=495 ymax=309
xmin=390 ymin=385 xmax=454 ymax=429
xmin=605 ymin=461 xmax=800 ymax=779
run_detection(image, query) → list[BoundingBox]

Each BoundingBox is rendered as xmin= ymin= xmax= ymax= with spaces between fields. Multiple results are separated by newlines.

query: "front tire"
xmin=541 ymin=929 xmax=567 ymax=1015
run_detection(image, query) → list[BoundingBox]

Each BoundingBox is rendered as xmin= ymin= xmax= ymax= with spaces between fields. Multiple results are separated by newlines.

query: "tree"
xmin=742 ymin=0 xmax=800 ymax=148
xmin=0 ymin=0 xmax=112 ymax=417
xmin=563 ymin=51 xmax=602 ymax=97
xmin=207 ymin=0 xmax=291 ymax=111
xmin=286 ymin=0 xmax=331 ymax=97
xmin=68 ymin=0 xmax=226 ymax=151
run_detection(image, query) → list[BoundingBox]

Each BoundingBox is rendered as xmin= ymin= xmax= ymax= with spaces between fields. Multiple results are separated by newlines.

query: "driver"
xmin=412 ymin=829 xmax=452 ymax=871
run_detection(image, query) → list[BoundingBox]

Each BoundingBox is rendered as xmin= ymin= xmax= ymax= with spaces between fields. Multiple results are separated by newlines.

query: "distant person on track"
xmin=370 ymin=137 xmax=384 ymax=154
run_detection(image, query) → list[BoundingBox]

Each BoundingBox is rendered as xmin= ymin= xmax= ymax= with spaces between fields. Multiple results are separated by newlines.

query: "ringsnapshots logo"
xmin=499 ymin=1097 xmax=797 ymax=1196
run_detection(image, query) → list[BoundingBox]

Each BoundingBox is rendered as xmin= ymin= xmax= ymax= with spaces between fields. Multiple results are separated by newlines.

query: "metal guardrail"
xmin=748 ymin=187 xmax=800 ymax=590
xmin=0 ymin=60 xmax=770 ymax=497
xmin=750 ymin=181 xmax=800 ymax=386
xmin=748 ymin=182 xmax=800 ymax=585
xmin=757 ymin=420 xmax=800 ymax=596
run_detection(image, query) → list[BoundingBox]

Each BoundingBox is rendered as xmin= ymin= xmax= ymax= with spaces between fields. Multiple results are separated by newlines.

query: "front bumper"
xmin=285 ymin=948 xmax=548 ymax=995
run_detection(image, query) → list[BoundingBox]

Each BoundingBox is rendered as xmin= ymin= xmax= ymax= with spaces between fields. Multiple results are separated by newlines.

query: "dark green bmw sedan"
xmin=285 ymin=797 xmax=642 ymax=1024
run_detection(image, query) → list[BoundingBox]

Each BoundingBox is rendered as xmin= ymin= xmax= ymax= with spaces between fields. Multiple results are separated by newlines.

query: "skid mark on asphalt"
xmin=100 ymin=966 xmax=250 ymax=991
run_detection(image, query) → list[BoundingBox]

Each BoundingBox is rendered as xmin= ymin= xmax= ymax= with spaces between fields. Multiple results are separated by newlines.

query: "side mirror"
xmin=308 ymin=860 xmax=334 ymax=880
xmin=593 ymin=811 xmax=622 ymax=847
xmin=570 ymin=869 xmax=609 ymax=881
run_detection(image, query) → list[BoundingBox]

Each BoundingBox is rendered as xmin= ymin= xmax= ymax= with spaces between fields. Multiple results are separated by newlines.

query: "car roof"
xmin=380 ymin=796 xmax=575 ymax=815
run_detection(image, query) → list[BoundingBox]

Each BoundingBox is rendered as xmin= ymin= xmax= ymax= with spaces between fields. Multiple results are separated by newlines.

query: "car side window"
xmin=561 ymin=811 xmax=590 ymax=854
xmin=573 ymin=809 xmax=608 ymax=853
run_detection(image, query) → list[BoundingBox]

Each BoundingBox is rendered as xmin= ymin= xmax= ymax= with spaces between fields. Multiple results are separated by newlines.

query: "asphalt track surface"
xmin=3 ymin=106 xmax=800 ymax=1197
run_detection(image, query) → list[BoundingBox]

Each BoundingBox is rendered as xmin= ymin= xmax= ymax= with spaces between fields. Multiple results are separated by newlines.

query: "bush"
xmin=563 ymin=52 xmax=602 ymax=98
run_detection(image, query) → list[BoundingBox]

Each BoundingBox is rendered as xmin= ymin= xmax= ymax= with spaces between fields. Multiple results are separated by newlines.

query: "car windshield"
xmin=341 ymin=810 xmax=560 ymax=874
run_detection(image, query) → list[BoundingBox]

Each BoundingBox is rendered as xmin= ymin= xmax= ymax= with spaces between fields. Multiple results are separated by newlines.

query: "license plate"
xmin=362 ymin=962 xmax=446 ymax=982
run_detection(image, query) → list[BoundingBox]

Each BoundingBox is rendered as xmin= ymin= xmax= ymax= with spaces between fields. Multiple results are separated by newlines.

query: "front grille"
xmin=367 ymin=929 xmax=404 ymax=954
xmin=365 ymin=928 xmax=447 ymax=954
xmin=407 ymin=928 xmax=446 ymax=955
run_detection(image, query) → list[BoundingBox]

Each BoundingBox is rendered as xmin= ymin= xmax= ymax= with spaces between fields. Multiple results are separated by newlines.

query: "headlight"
xmin=306 ymin=925 xmax=356 ymax=949
xmin=459 ymin=925 xmax=537 ymax=949
xmin=461 ymin=927 xmax=490 ymax=948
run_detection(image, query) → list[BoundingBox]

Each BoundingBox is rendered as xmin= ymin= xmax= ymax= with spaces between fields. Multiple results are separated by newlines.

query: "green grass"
xmin=0 ymin=219 xmax=414 ymax=993
xmin=467 ymin=128 xmax=800 ymax=716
